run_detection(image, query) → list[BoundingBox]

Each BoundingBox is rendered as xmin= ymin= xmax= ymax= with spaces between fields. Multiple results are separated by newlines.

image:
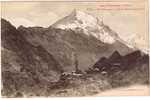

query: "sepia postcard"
xmin=0 ymin=0 xmax=149 ymax=97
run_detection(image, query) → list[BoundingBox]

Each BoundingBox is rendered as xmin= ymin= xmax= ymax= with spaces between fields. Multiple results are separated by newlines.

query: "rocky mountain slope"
xmin=1 ymin=18 xmax=63 ymax=95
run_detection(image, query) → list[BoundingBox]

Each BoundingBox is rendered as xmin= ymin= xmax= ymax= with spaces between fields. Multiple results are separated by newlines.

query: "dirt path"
xmin=95 ymin=85 xmax=150 ymax=96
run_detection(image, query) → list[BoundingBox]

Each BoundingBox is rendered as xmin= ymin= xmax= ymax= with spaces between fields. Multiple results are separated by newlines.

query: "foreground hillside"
xmin=2 ymin=58 xmax=148 ymax=97
xmin=1 ymin=18 xmax=63 ymax=97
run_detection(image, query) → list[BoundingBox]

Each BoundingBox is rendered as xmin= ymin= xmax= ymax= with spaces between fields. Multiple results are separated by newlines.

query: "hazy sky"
xmin=1 ymin=0 xmax=149 ymax=51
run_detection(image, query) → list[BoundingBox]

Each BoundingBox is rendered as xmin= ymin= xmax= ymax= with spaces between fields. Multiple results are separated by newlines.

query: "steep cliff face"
xmin=1 ymin=18 xmax=63 ymax=94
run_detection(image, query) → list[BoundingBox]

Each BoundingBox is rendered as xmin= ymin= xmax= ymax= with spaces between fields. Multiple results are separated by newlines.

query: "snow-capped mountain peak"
xmin=53 ymin=9 xmax=103 ymax=29
xmin=71 ymin=10 xmax=99 ymax=27
xmin=52 ymin=10 xmax=126 ymax=44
